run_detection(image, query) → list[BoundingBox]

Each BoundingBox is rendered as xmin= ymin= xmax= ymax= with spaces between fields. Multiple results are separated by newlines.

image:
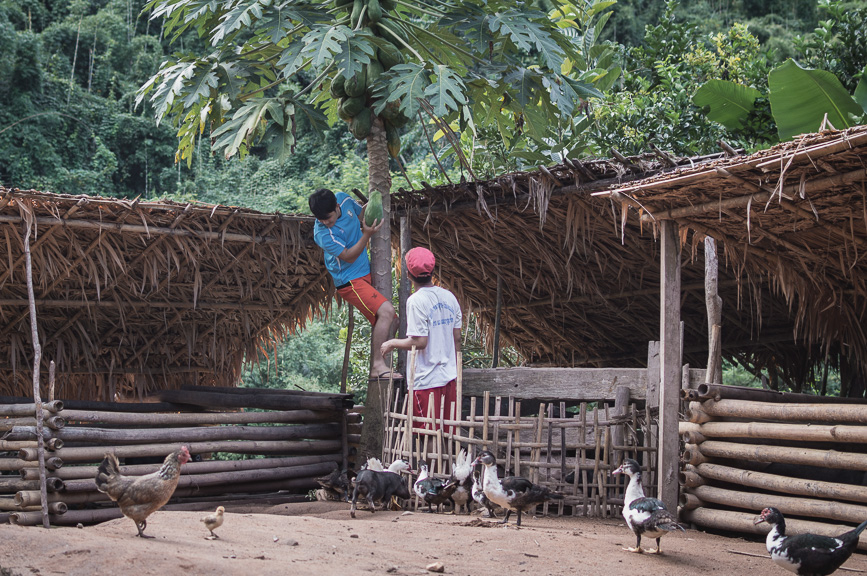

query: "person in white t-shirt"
xmin=381 ymin=247 xmax=462 ymax=432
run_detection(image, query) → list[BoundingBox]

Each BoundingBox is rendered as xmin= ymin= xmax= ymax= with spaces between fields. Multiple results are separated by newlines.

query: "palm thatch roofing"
xmin=390 ymin=125 xmax=867 ymax=388
xmin=0 ymin=189 xmax=331 ymax=400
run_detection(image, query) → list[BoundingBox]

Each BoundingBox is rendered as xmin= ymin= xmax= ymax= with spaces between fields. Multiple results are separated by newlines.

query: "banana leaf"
xmin=693 ymin=79 xmax=762 ymax=130
xmin=769 ymin=59 xmax=864 ymax=141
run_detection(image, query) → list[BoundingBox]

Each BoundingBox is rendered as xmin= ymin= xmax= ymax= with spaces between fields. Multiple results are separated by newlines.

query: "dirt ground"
xmin=1 ymin=500 xmax=866 ymax=576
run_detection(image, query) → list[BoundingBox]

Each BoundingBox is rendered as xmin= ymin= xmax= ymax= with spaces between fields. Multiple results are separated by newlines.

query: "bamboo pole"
xmin=696 ymin=384 xmax=867 ymax=405
xmin=157 ymin=389 xmax=352 ymax=412
xmin=691 ymin=484 xmax=867 ymax=525
xmin=57 ymin=408 xmax=339 ymax=426
xmin=405 ymin=346 xmax=416 ymax=462
xmin=18 ymin=440 xmax=342 ymax=463
xmin=688 ymin=421 xmax=867 ymax=444
xmin=695 ymin=462 xmax=867 ymax=505
xmin=686 ymin=402 xmax=716 ymax=424
xmin=13 ymin=422 xmax=341 ymax=445
xmin=21 ymin=453 xmax=341 ymax=481
xmin=695 ymin=440 xmax=867 ymax=470
xmin=0 ymin=401 xmax=63 ymax=416
xmin=678 ymin=492 xmax=704 ymax=510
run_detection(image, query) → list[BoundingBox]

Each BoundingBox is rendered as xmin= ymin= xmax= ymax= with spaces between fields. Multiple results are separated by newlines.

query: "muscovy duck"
xmin=451 ymin=449 xmax=474 ymax=514
xmin=472 ymin=460 xmax=498 ymax=518
xmin=754 ymin=507 xmax=867 ymax=575
xmin=414 ymin=462 xmax=457 ymax=513
xmin=611 ymin=458 xmax=685 ymax=554
xmin=474 ymin=450 xmax=562 ymax=526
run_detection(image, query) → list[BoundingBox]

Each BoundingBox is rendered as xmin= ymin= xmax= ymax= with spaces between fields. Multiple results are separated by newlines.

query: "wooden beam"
xmin=0 ymin=298 xmax=298 ymax=313
xmin=461 ymin=367 xmax=648 ymax=401
xmin=658 ymin=220 xmax=681 ymax=512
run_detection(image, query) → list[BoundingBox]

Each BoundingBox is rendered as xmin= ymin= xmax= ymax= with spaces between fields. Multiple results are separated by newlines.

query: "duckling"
xmin=474 ymin=450 xmax=562 ymax=526
xmin=611 ymin=458 xmax=684 ymax=554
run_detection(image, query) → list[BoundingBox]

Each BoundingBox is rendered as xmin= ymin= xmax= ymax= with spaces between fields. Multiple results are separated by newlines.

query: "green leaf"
xmin=769 ymin=59 xmax=864 ymax=140
xmin=504 ymin=67 xmax=540 ymax=108
xmin=693 ymin=79 xmax=762 ymax=130
xmin=335 ymin=30 xmax=376 ymax=81
xmin=384 ymin=63 xmax=429 ymax=119
xmin=487 ymin=10 xmax=565 ymax=70
xmin=854 ymin=65 xmax=867 ymax=113
xmin=212 ymin=98 xmax=282 ymax=159
xmin=425 ymin=65 xmax=468 ymax=117
xmin=300 ymin=25 xmax=348 ymax=68
xmin=212 ymin=0 xmax=269 ymax=45
xmin=277 ymin=39 xmax=308 ymax=78
xmin=182 ymin=63 xmax=219 ymax=108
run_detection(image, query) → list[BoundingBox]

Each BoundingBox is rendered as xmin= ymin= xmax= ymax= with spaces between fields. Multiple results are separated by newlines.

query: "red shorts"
xmin=413 ymin=379 xmax=457 ymax=433
xmin=336 ymin=274 xmax=388 ymax=324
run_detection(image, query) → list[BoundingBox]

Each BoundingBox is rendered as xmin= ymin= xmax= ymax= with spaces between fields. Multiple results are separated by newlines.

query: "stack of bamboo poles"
xmin=381 ymin=383 xmax=656 ymax=518
xmin=679 ymin=383 xmax=867 ymax=550
xmin=0 ymin=386 xmax=354 ymax=526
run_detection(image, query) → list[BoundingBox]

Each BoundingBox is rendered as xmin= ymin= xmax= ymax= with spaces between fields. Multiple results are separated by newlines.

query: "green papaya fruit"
xmin=339 ymin=96 xmax=365 ymax=117
xmin=349 ymin=107 xmax=372 ymax=140
xmin=329 ymin=75 xmax=347 ymax=99
xmin=343 ymin=68 xmax=367 ymax=98
xmin=377 ymin=43 xmax=402 ymax=70
xmin=364 ymin=189 xmax=383 ymax=226
xmin=380 ymin=99 xmax=402 ymax=122
xmin=385 ymin=122 xmax=401 ymax=159
xmin=366 ymin=59 xmax=384 ymax=85
xmin=337 ymin=99 xmax=353 ymax=123
xmin=377 ymin=19 xmax=407 ymax=48
xmin=367 ymin=0 xmax=382 ymax=22
xmin=350 ymin=0 xmax=364 ymax=26
xmin=380 ymin=0 xmax=397 ymax=10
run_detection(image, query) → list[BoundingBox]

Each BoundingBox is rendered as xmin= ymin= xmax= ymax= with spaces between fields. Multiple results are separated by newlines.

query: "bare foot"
xmin=369 ymin=370 xmax=404 ymax=380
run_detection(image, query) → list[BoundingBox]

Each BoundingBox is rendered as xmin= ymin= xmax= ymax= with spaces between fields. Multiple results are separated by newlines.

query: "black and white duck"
xmin=474 ymin=450 xmax=562 ymax=526
xmin=754 ymin=507 xmax=867 ymax=575
xmin=471 ymin=460 xmax=498 ymax=518
xmin=451 ymin=449 xmax=474 ymax=515
xmin=414 ymin=462 xmax=457 ymax=513
xmin=611 ymin=458 xmax=684 ymax=554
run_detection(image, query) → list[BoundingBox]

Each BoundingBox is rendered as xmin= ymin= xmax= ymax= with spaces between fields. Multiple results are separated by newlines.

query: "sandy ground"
xmin=1 ymin=500 xmax=867 ymax=576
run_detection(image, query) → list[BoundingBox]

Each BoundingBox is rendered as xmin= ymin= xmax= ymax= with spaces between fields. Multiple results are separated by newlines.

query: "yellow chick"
xmin=200 ymin=506 xmax=225 ymax=539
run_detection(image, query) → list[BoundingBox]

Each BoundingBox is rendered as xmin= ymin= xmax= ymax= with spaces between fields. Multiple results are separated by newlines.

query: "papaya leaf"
xmin=385 ymin=63 xmax=429 ymax=119
xmin=277 ymin=39 xmax=308 ymax=78
xmin=769 ymin=59 xmax=863 ymax=141
xmin=212 ymin=98 xmax=281 ymax=159
xmin=300 ymin=25 xmax=348 ymax=68
xmin=182 ymin=63 xmax=219 ymax=108
xmin=854 ymin=65 xmax=867 ymax=113
xmin=487 ymin=10 xmax=565 ymax=70
xmin=292 ymin=99 xmax=330 ymax=135
xmin=334 ymin=31 xmax=376 ymax=81
xmin=504 ymin=67 xmax=541 ymax=108
xmin=212 ymin=0 xmax=269 ymax=45
xmin=692 ymin=79 xmax=762 ymax=130
xmin=144 ymin=59 xmax=199 ymax=122
xmin=425 ymin=65 xmax=468 ymax=117
xmin=262 ymin=3 xmax=329 ymax=44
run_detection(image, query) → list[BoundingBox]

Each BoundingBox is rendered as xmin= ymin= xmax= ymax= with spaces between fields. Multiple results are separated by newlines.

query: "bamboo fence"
xmin=679 ymin=383 xmax=867 ymax=550
xmin=0 ymin=386 xmax=359 ymax=526
xmin=381 ymin=382 xmax=657 ymax=518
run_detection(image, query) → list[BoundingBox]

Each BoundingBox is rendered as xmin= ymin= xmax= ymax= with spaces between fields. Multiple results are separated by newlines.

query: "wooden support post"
xmin=404 ymin=347 xmax=416 ymax=463
xmin=340 ymin=309 xmax=353 ymax=394
xmin=658 ymin=220 xmax=682 ymax=513
xmin=705 ymin=237 xmax=722 ymax=385
xmin=492 ymin=271 xmax=502 ymax=368
xmin=398 ymin=216 xmax=412 ymax=377
xmin=612 ymin=386 xmax=630 ymax=467
xmin=646 ymin=341 xmax=660 ymax=484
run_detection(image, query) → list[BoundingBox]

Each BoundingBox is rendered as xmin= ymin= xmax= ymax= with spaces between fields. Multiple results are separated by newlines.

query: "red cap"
xmin=405 ymin=247 xmax=435 ymax=277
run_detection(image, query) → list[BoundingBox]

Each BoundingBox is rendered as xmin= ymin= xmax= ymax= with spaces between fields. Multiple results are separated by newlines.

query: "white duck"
xmin=451 ymin=449 xmax=474 ymax=514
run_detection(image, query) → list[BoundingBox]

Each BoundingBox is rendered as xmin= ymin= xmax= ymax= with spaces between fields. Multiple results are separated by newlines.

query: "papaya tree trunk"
xmin=359 ymin=116 xmax=392 ymax=460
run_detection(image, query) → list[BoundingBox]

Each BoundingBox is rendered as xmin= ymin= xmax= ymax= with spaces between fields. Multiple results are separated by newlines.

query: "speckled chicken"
xmin=95 ymin=446 xmax=191 ymax=538
xmin=201 ymin=506 xmax=225 ymax=539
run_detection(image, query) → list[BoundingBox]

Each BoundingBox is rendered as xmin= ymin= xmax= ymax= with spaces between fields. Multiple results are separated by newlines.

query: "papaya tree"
xmin=137 ymin=0 xmax=611 ymax=454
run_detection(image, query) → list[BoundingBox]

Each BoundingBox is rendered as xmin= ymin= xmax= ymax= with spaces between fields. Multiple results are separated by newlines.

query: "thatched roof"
xmin=0 ymin=189 xmax=331 ymax=400
xmin=390 ymin=125 xmax=867 ymax=384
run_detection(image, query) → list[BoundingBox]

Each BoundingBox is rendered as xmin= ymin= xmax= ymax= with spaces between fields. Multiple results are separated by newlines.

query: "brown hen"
xmin=95 ymin=446 xmax=191 ymax=538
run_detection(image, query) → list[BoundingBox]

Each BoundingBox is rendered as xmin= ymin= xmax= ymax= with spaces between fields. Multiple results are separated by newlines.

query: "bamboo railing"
xmin=0 ymin=386 xmax=358 ymax=526
xmin=381 ymin=381 xmax=657 ymax=518
xmin=679 ymin=383 xmax=867 ymax=550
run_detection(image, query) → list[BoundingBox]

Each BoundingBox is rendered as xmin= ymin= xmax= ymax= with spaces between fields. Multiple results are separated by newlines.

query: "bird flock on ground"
xmin=93 ymin=447 xmax=867 ymax=575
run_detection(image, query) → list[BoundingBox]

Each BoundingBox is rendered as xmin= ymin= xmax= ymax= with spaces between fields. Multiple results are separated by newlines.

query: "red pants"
xmin=412 ymin=380 xmax=457 ymax=433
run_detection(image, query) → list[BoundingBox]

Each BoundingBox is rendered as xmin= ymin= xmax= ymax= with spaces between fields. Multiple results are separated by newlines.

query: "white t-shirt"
xmin=406 ymin=286 xmax=462 ymax=391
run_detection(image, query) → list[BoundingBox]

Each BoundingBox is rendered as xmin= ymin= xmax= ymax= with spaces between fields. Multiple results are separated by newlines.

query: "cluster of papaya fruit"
xmin=331 ymin=0 xmax=410 ymax=158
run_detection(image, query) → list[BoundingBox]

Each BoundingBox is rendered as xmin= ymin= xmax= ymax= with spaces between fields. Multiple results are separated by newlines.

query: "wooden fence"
xmin=679 ymin=382 xmax=867 ymax=550
xmin=0 ymin=386 xmax=357 ymax=526
xmin=380 ymin=366 xmax=667 ymax=518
